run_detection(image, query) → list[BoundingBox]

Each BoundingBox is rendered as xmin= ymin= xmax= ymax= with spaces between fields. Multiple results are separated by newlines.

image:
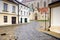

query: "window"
xmin=24 ymin=6 xmax=25 ymax=9
xmin=12 ymin=6 xmax=15 ymax=13
xmin=3 ymin=3 xmax=8 ymax=12
xmin=25 ymin=18 xmax=27 ymax=23
xmin=31 ymin=4 xmax=34 ymax=12
xmin=31 ymin=4 xmax=33 ymax=9
xmin=24 ymin=11 xmax=25 ymax=15
xmin=27 ymin=12 xmax=28 ymax=15
xmin=29 ymin=12 xmax=30 ymax=15
xmin=21 ymin=10 xmax=22 ymax=15
xmin=21 ymin=6 xmax=22 ymax=8
xmin=44 ymin=1 xmax=46 ymax=7
xmin=4 ymin=16 xmax=7 ymax=23
xmin=20 ymin=18 xmax=22 ymax=23
xmin=37 ymin=2 xmax=39 ymax=8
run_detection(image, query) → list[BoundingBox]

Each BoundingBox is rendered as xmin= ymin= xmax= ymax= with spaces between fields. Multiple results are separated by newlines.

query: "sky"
xmin=17 ymin=0 xmax=23 ymax=2
xmin=17 ymin=0 xmax=35 ymax=3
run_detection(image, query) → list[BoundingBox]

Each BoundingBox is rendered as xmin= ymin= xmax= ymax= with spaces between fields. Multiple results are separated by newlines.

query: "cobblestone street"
xmin=15 ymin=21 xmax=58 ymax=40
xmin=0 ymin=0 xmax=60 ymax=40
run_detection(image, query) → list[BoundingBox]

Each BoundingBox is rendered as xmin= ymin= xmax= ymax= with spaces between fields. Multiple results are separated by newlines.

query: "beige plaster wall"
xmin=0 ymin=14 xmax=18 ymax=26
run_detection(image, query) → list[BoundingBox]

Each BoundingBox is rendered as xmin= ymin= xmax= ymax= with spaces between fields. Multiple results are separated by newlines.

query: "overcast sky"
xmin=17 ymin=0 xmax=35 ymax=3
xmin=17 ymin=0 xmax=23 ymax=2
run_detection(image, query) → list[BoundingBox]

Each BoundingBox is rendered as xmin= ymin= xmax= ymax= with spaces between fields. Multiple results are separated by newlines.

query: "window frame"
xmin=3 ymin=3 xmax=8 ymax=12
xmin=12 ymin=6 xmax=16 ymax=13
xmin=4 ymin=16 xmax=7 ymax=23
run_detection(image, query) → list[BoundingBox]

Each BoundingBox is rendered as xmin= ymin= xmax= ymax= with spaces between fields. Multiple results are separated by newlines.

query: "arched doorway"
xmin=35 ymin=13 xmax=37 ymax=20
xmin=25 ymin=18 xmax=27 ymax=23
xmin=12 ymin=17 xmax=16 ymax=24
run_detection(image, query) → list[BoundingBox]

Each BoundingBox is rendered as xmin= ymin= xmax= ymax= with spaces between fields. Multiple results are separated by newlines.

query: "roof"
xmin=48 ymin=1 xmax=60 ymax=8
xmin=15 ymin=0 xmax=29 ymax=8
xmin=3 ymin=0 xmax=18 ymax=5
xmin=3 ymin=0 xmax=29 ymax=8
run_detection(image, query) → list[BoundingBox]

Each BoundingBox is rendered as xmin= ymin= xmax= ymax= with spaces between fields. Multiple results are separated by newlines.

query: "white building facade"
xmin=19 ymin=3 xmax=30 ymax=23
xmin=0 ymin=0 xmax=18 ymax=26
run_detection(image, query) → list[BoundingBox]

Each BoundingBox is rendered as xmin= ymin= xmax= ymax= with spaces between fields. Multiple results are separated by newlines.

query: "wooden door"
xmin=12 ymin=17 xmax=16 ymax=24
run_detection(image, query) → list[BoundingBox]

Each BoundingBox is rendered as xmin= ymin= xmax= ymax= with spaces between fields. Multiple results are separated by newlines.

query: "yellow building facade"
xmin=0 ymin=0 xmax=18 ymax=26
xmin=0 ymin=13 xmax=18 ymax=25
xmin=0 ymin=0 xmax=18 ymax=40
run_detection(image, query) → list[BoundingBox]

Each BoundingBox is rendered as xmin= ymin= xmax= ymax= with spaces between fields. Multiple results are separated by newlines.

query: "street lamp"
xmin=44 ymin=1 xmax=46 ymax=30
xmin=44 ymin=1 xmax=48 ymax=30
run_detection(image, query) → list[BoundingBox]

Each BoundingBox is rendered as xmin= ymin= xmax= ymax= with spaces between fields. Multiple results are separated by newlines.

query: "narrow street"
xmin=0 ymin=0 xmax=60 ymax=40
xmin=15 ymin=21 xmax=58 ymax=40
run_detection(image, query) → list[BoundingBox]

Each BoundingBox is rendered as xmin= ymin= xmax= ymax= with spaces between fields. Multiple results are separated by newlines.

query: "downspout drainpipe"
xmin=48 ymin=7 xmax=51 ymax=31
xmin=15 ymin=0 xmax=19 ymax=24
xmin=18 ymin=4 xmax=19 ymax=24
xmin=44 ymin=1 xmax=46 ymax=30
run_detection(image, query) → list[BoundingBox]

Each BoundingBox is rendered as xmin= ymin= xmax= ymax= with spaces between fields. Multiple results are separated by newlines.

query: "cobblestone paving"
xmin=15 ymin=21 xmax=58 ymax=40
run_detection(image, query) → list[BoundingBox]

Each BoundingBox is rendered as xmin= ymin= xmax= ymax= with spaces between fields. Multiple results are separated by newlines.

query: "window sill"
xmin=4 ymin=22 xmax=7 ymax=23
xmin=12 ymin=12 xmax=16 ymax=13
xmin=2 ymin=10 xmax=8 ymax=12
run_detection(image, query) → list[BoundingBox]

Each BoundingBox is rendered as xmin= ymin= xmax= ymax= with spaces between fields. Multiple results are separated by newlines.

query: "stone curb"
xmin=0 ymin=23 xmax=30 ymax=27
xmin=36 ymin=28 xmax=60 ymax=39
xmin=0 ymin=24 xmax=19 ymax=27
xmin=44 ymin=32 xmax=60 ymax=40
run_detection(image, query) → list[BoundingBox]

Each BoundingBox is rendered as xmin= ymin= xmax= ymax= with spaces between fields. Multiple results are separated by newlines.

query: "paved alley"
xmin=15 ymin=21 xmax=58 ymax=40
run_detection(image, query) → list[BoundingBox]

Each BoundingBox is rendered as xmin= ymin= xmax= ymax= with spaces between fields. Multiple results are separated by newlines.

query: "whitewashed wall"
xmin=50 ymin=6 xmax=60 ymax=33
xmin=19 ymin=4 xmax=30 ymax=23
xmin=51 ymin=6 xmax=60 ymax=26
